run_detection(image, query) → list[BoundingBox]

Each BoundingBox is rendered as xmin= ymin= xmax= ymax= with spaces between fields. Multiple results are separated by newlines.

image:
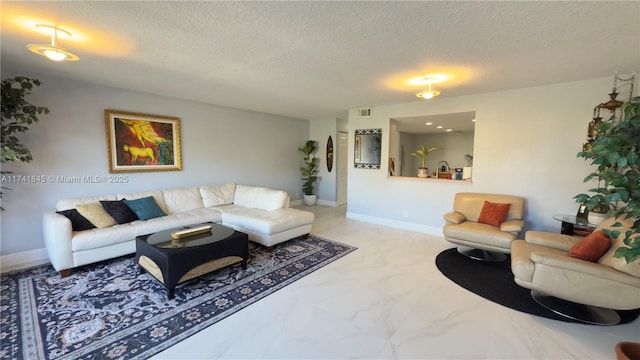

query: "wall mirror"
xmin=354 ymin=128 xmax=382 ymax=169
xmin=389 ymin=112 xmax=475 ymax=178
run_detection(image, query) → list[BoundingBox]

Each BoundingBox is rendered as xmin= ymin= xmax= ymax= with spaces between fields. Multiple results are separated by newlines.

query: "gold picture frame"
xmin=105 ymin=110 xmax=182 ymax=173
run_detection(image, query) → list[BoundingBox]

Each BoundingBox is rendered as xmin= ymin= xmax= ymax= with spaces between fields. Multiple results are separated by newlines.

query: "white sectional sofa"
xmin=43 ymin=183 xmax=314 ymax=276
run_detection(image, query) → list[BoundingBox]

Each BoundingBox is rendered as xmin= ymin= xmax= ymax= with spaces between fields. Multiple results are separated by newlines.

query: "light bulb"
xmin=44 ymin=49 xmax=67 ymax=61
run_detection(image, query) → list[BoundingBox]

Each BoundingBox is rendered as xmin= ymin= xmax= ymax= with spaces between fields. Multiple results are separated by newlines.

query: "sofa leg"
xmin=59 ymin=269 xmax=72 ymax=277
xmin=265 ymin=246 xmax=274 ymax=252
xmin=303 ymin=233 xmax=310 ymax=239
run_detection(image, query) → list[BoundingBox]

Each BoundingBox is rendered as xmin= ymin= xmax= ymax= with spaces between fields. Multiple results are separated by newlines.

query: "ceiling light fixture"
xmin=27 ymin=24 xmax=79 ymax=61
xmin=416 ymin=76 xmax=441 ymax=100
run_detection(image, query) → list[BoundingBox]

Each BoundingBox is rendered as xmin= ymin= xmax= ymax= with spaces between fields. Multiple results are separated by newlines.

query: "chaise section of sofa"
xmin=43 ymin=183 xmax=314 ymax=276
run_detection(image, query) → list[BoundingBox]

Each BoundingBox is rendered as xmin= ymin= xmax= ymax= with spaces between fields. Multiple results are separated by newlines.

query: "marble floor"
xmin=154 ymin=205 xmax=639 ymax=359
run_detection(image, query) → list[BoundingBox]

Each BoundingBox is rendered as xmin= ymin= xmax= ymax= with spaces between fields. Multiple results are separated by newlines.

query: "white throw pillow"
xmin=200 ymin=183 xmax=236 ymax=207
xmin=75 ymin=202 xmax=117 ymax=228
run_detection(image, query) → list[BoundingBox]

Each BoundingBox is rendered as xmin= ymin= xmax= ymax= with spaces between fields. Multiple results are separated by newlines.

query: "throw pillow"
xmin=568 ymin=230 xmax=611 ymax=262
xmin=100 ymin=199 xmax=139 ymax=224
xmin=123 ymin=196 xmax=166 ymax=220
xmin=477 ymin=201 xmax=511 ymax=227
xmin=598 ymin=232 xmax=640 ymax=277
xmin=56 ymin=209 xmax=96 ymax=231
xmin=76 ymin=202 xmax=117 ymax=228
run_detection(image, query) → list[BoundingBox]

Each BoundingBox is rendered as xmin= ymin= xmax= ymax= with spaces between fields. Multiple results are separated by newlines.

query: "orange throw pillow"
xmin=477 ymin=201 xmax=511 ymax=227
xmin=568 ymin=230 xmax=611 ymax=262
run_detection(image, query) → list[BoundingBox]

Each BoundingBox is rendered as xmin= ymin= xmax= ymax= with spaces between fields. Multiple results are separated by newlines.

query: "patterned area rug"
xmin=1 ymin=236 xmax=356 ymax=360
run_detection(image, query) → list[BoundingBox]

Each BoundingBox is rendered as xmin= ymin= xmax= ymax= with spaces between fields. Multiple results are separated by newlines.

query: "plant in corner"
xmin=1 ymin=76 xmax=50 ymax=210
xmin=298 ymin=140 xmax=319 ymax=205
xmin=575 ymin=96 xmax=640 ymax=263
xmin=410 ymin=144 xmax=441 ymax=178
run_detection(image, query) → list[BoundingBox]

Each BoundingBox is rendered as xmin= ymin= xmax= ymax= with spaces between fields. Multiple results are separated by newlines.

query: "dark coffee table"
xmin=135 ymin=223 xmax=249 ymax=299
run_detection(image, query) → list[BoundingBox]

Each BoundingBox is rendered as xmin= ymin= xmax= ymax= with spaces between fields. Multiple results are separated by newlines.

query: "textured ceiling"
xmin=1 ymin=1 xmax=638 ymax=120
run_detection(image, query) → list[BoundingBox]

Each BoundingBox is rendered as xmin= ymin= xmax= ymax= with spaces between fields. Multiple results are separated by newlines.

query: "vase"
xmin=463 ymin=166 xmax=472 ymax=180
xmin=303 ymin=194 xmax=317 ymax=206
xmin=587 ymin=212 xmax=607 ymax=226
xmin=615 ymin=342 xmax=640 ymax=360
xmin=417 ymin=167 xmax=428 ymax=178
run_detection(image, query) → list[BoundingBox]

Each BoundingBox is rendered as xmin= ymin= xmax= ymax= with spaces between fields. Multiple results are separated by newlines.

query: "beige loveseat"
xmin=443 ymin=192 xmax=526 ymax=259
xmin=511 ymin=217 xmax=640 ymax=323
xmin=43 ymin=183 xmax=314 ymax=276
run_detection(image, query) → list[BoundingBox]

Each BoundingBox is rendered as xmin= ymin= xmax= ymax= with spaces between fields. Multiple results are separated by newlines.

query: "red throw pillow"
xmin=477 ymin=201 xmax=511 ymax=227
xmin=568 ymin=230 xmax=611 ymax=262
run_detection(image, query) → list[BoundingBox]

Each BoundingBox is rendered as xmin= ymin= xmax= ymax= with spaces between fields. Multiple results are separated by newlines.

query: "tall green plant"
xmin=298 ymin=140 xmax=318 ymax=195
xmin=575 ymin=96 xmax=640 ymax=263
xmin=1 ymin=76 xmax=50 ymax=210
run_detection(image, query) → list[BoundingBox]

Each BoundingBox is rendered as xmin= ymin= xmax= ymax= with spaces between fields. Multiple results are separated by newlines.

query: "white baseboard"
xmin=1 ymin=248 xmax=50 ymax=273
xmin=316 ymin=199 xmax=338 ymax=207
xmin=346 ymin=211 xmax=443 ymax=236
xmin=290 ymin=199 xmax=338 ymax=207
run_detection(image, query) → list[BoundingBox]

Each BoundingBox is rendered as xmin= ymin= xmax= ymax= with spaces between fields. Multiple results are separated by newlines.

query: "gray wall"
xmin=1 ymin=70 xmax=309 ymax=255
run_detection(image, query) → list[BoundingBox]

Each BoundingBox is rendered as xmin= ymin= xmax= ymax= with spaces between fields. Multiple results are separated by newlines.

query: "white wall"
xmin=347 ymin=77 xmax=619 ymax=235
xmin=1 ymin=70 xmax=309 ymax=256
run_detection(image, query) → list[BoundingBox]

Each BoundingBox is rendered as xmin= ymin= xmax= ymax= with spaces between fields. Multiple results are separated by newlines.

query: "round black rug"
xmin=435 ymin=248 xmax=640 ymax=324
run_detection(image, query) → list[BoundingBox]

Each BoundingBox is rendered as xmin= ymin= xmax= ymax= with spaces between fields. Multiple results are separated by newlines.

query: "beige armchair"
xmin=443 ymin=192 xmax=526 ymax=260
xmin=511 ymin=217 xmax=640 ymax=325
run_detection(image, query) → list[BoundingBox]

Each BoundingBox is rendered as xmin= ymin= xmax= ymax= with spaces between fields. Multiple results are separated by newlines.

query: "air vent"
xmin=358 ymin=107 xmax=372 ymax=117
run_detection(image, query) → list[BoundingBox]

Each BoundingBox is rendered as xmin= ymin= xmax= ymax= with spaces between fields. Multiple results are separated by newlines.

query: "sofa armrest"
xmin=525 ymin=231 xmax=580 ymax=252
xmin=530 ymin=251 xmax=637 ymax=285
xmin=443 ymin=211 xmax=466 ymax=224
xmin=500 ymin=219 xmax=523 ymax=233
xmin=43 ymin=210 xmax=75 ymax=272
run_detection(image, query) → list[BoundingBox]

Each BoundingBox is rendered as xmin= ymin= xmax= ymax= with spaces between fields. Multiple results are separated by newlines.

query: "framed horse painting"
xmin=104 ymin=110 xmax=182 ymax=173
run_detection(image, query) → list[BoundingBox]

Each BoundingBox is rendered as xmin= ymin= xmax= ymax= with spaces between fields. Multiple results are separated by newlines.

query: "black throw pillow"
xmin=100 ymin=199 xmax=139 ymax=224
xmin=56 ymin=209 xmax=96 ymax=231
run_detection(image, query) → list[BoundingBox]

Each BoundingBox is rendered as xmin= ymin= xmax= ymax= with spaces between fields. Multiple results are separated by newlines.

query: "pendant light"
xmin=27 ymin=24 xmax=79 ymax=62
xmin=416 ymin=76 xmax=441 ymax=99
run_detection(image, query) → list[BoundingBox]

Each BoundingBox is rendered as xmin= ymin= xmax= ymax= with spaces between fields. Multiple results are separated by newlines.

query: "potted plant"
xmin=1 ymin=76 xmax=49 ymax=210
xmin=298 ymin=140 xmax=319 ymax=205
xmin=583 ymin=197 xmax=611 ymax=226
xmin=410 ymin=144 xmax=441 ymax=178
xmin=463 ymin=153 xmax=473 ymax=179
xmin=575 ymin=96 xmax=640 ymax=263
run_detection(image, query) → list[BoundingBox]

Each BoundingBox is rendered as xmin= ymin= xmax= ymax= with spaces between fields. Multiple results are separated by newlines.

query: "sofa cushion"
xmin=76 ymin=202 xmax=117 ymax=228
xmin=477 ymin=201 xmax=511 ymax=227
xmin=100 ymin=200 xmax=139 ymax=224
xmin=443 ymin=221 xmax=517 ymax=249
xmin=123 ymin=196 xmax=166 ymax=220
xmin=568 ymin=230 xmax=611 ymax=262
xmin=117 ymin=190 xmax=168 ymax=214
xmin=599 ymin=232 xmax=640 ymax=277
xmin=219 ymin=205 xmax=313 ymax=235
xmin=163 ymin=187 xmax=204 ymax=213
xmin=200 ymin=183 xmax=236 ymax=207
xmin=56 ymin=209 xmax=96 ymax=231
xmin=57 ymin=195 xmax=118 ymax=211
xmin=72 ymin=207 xmax=223 ymax=252
xmin=233 ymin=185 xmax=288 ymax=211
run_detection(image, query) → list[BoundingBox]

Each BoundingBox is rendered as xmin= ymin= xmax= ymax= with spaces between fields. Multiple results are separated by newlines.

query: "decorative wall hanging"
xmin=583 ymin=71 xmax=635 ymax=151
xmin=105 ymin=110 xmax=182 ymax=173
xmin=354 ymin=128 xmax=382 ymax=169
xmin=326 ymin=135 xmax=334 ymax=172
